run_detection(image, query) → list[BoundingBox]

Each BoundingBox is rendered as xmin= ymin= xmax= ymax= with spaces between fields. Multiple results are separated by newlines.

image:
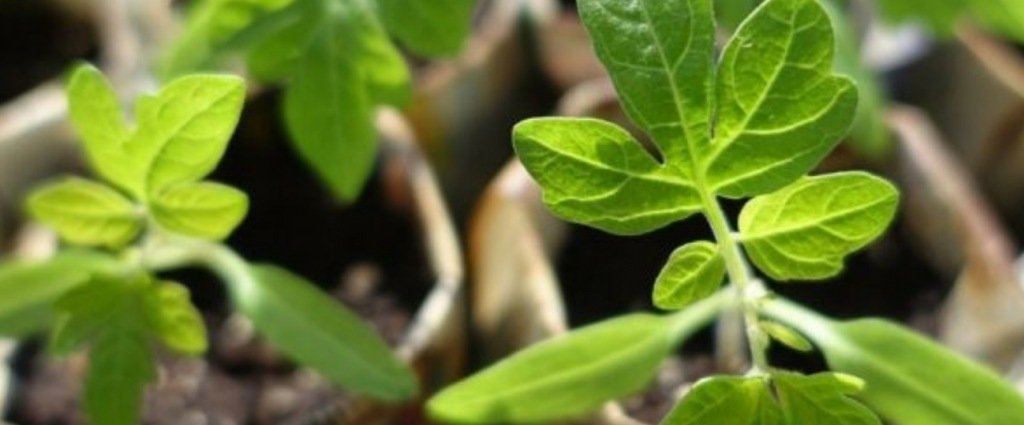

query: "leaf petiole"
xmin=699 ymin=188 xmax=772 ymax=374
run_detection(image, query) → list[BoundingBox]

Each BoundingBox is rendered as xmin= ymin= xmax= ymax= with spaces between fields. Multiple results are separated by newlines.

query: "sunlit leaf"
xmin=706 ymin=0 xmax=858 ymax=197
xmin=27 ymin=177 xmax=141 ymax=248
xmin=131 ymin=74 xmax=246 ymax=196
xmin=513 ymin=118 xmax=702 ymax=235
xmin=151 ymin=181 xmax=249 ymax=240
xmin=739 ymin=172 xmax=898 ymax=281
xmin=143 ymin=280 xmax=208 ymax=355
xmin=429 ymin=314 xmax=675 ymax=424
xmin=66 ymin=64 xmax=135 ymax=192
xmin=653 ymin=241 xmax=725 ymax=310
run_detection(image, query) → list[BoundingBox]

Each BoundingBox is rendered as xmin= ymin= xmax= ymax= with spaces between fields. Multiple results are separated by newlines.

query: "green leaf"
xmin=83 ymin=329 xmax=155 ymax=425
xmin=822 ymin=0 xmax=891 ymax=157
xmin=131 ymin=74 xmax=246 ymax=197
xmin=519 ymin=0 xmax=859 ymax=238
xmin=354 ymin=15 xmax=413 ymax=106
xmin=27 ymin=177 xmax=141 ymax=248
xmin=143 ymin=280 xmax=208 ymax=355
xmin=739 ymin=172 xmax=898 ymax=281
xmin=376 ymin=0 xmax=476 ymax=57
xmin=512 ymin=118 xmax=702 ymax=235
xmin=429 ymin=314 xmax=675 ymax=424
xmin=773 ymin=371 xmax=880 ymax=425
xmin=766 ymin=300 xmax=1024 ymax=425
xmin=760 ymin=320 xmax=813 ymax=352
xmin=244 ymin=0 xmax=320 ymax=81
xmin=970 ymin=0 xmax=1024 ymax=42
xmin=151 ymin=181 xmax=249 ymax=240
xmin=716 ymin=0 xmax=759 ymax=31
xmin=661 ymin=376 xmax=780 ymax=425
xmin=873 ymin=0 xmax=964 ymax=36
xmin=66 ymin=64 xmax=136 ymax=192
xmin=49 ymin=273 xmax=141 ymax=356
xmin=160 ymin=0 xmax=298 ymax=77
xmin=280 ymin=3 xmax=387 ymax=201
xmin=653 ymin=241 xmax=725 ymax=310
xmin=663 ymin=372 xmax=878 ymax=425
xmin=229 ymin=264 xmax=416 ymax=401
xmin=707 ymin=0 xmax=858 ymax=198
xmin=577 ymin=0 xmax=715 ymax=172
xmin=0 ymin=251 xmax=118 ymax=337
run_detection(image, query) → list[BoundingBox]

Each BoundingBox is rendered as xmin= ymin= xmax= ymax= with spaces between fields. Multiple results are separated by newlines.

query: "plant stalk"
xmin=700 ymin=190 xmax=771 ymax=373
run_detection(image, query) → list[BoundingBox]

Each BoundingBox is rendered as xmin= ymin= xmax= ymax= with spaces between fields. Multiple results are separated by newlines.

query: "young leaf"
xmin=66 ymin=64 xmax=135 ymax=192
xmin=165 ymin=0 xmax=435 ymax=201
xmin=429 ymin=314 xmax=676 ymax=424
xmin=512 ymin=118 xmax=702 ymax=235
xmin=229 ymin=264 xmax=416 ymax=401
xmin=27 ymin=177 xmax=141 ymax=248
xmin=84 ymin=329 xmax=156 ymax=425
xmin=773 ymin=372 xmax=881 ymax=425
xmin=49 ymin=274 xmax=140 ymax=356
xmin=520 ymin=0 xmax=858 ymax=238
xmin=760 ymin=320 xmax=813 ymax=352
xmin=150 ymin=181 xmax=249 ymax=240
xmin=661 ymin=376 xmax=780 ymax=425
xmin=244 ymin=1 xmax=320 ymax=81
xmin=577 ymin=0 xmax=715 ymax=171
xmin=739 ymin=172 xmax=898 ymax=281
xmin=143 ymin=281 xmax=208 ymax=355
xmin=376 ymin=0 xmax=476 ymax=57
xmin=653 ymin=241 xmax=725 ymax=310
xmin=160 ymin=0 xmax=297 ymax=77
xmin=765 ymin=300 xmax=1024 ymax=425
xmin=131 ymin=74 xmax=246 ymax=197
xmin=706 ymin=0 xmax=858 ymax=198
xmin=283 ymin=22 xmax=378 ymax=201
xmin=0 ymin=251 xmax=117 ymax=337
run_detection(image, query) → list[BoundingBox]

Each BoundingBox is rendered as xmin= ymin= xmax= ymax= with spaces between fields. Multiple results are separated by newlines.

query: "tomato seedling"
xmin=0 ymin=64 xmax=416 ymax=425
xmin=427 ymin=0 xmax=1024 ymax=424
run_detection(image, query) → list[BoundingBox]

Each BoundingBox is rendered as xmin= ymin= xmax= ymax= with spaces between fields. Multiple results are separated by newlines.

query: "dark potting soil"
xmin=8 ymin=266 xmax=415 ymax=425
xmin=6 ymin=91 xmax=435 ymax=425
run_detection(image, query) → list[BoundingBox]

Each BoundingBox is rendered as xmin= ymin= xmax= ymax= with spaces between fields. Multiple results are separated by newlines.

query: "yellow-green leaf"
xmin=513 ymin=117 xmax=702 ymax=236
xmin=706 ymin=0 xmax=858 ymax=198
xmin=760 ymin=320 xmax=813 ymax=352
xmin=27 ymin=177 xmax=141 ymax=248
xmin=66 ymin=64 xmax=135 ymax=192
xmin=131 ymin=74 xmax=246 ymax=197
xmin=577 ymin=0 xmax=714 ymax=172
xmin=661 ymin=376 xmax=780 ymax=425
xmin=739 ymin=172 xmax=898 ymax=281
xmin=151 ymin=181 xmax=249 ymax=240
xmin=653 ymin=241 xmax=725 ymax=310
xmin=143 ymin=281 xmax=208 ymax=355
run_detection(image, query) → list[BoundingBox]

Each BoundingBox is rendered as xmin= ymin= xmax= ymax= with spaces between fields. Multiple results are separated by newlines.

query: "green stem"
xmin=138 ymin=233 xmax=256 ymax=300
xmin=699 ymin=189 xmax=771 ymax=373
xmin=667 ymin=289 xmax=731 ymax=344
